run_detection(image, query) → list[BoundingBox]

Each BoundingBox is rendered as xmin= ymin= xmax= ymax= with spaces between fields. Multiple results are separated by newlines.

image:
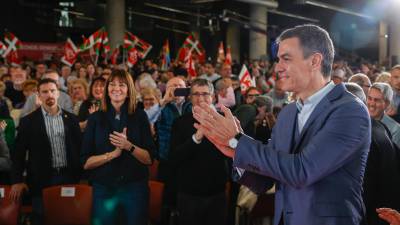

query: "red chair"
xmin=148 ymin=160 xmax=159 ymax=181
xmin=0 ymin=185 xmax=21 ymax=225
xmin=42 ymin=184 xmax=92 ymax=225
xmin=148 ymin=180 xmax=164 ymax=223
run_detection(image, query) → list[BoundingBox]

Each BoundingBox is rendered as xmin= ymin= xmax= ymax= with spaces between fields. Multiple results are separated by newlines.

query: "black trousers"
xmin=177 ymin=192 xmax=226 ymax=225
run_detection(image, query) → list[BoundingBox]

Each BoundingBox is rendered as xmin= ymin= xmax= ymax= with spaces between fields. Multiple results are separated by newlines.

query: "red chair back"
xmin=0 ymin=185 xmax=21 ymax=225
xmin=42 ymin=184 xmax=92 ymax=225
xmin=149 ymin=180 xmax=164 ymax=223
xmin=148 ymin=160 xmax=159 ymax=181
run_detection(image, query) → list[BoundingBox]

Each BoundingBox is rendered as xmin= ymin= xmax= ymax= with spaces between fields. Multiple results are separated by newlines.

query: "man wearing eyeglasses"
xmin=244 ymin=87 xmax=260 ymax=105
xmin=266 ymin=78 xmax=289 ymax=108
xmin=169 ymin=78 xmax=228 ymax=225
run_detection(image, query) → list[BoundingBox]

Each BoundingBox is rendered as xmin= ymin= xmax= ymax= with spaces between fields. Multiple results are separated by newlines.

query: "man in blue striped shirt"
xmin=10 ymin=78 xmax=82 ymax=225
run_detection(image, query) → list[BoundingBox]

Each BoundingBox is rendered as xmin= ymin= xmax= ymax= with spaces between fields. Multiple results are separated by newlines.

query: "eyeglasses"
xmin=247 ymin=94 xmax=260 ymax=97
xmin=191 ymin=92 xmax=211 ymax=97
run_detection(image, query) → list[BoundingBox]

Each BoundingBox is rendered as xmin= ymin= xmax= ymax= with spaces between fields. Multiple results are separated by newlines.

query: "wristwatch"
xmin=228 ymin=133 xmax=243 ymax=149
xmin=128 ymin=144 xmax=136 ymax=153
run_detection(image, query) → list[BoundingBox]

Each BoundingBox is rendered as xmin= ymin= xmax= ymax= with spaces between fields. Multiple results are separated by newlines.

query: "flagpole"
xmin=95 ymin=53 xmax=99 ymax=66
xmin=122 ymin=46 xmax=126 ymax=68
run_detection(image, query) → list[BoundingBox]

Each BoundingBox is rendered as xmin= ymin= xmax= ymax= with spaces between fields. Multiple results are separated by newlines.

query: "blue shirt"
xmin=296 ymin=81 xmax=336 ymax=133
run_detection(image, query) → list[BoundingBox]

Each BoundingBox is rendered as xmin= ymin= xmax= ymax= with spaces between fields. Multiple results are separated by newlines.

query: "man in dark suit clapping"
xmin=169 ymin=78 xmax=228 ymax=225
xmin=9 ymin=78 xmax=82 ymax=225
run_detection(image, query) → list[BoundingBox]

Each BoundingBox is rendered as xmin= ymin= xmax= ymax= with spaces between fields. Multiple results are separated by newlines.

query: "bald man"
xmin=156 ymin=77 xmax=192 ymax=221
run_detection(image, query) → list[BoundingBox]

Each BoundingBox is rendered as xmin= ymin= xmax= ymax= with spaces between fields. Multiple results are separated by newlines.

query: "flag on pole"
xmin=101 ymin=31 xmax=110 ymax=55
xmin=110 ymin=46 xmax=120 ymax=65
xmin=61 ymin=38 xmax=79 ymax=67
xmin=160 ymin=39 xmax=171 ymax=71
xmin=101 ymin=31 xmax=110 ymax=64
xmin=238 ymin=64 xmax=255 ymax=94
xmin=124 ymin=31 xmax=152 ymax=59
xmin=176 ymin=47 xmax=189 ymax=63
xmin=217 ymin=42 xmax=225 ymax=64
xmin=79 ymin=28 xmax=104 ymax=52
xmin=225 ymin=45 xmax=232 ymax=66
xmin=0 ymin=41 xmax=7 ymax=56
xmin=8 ymin=50 xmax=21 ymax=66
xmin=2 ymin=32 xmax=22 ymax=58
xmin=266 ymin=71 xmax=277 ymax=89
xmin=185 ymin=51 xmax=197 ymax=77
xmin=177 ymin=34 xmax=205 ymax=63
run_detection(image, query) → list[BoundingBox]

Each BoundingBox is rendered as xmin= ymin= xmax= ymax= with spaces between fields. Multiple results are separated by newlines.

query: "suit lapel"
xmin=35 ymin=109 xmax=52 ymax=154
xmin=292 ymin=83 xmax=345 ymax=153
xmin=61 ymin=110 xmax=69 ymax=137
xmin=282 ymin=104 xmax=298 ymax=153
xmin=292 ymin=98 xmax=330 ymax=153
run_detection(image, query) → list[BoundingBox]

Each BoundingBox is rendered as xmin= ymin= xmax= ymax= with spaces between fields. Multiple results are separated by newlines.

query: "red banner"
xmin=18 ymin=42 xmax=64 ymax=61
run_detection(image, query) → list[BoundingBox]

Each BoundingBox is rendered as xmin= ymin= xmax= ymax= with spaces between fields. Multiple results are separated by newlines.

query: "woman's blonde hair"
xmin=375 ymin=72 xmax=391 ymax=84
xmin=140 ymin=87 xmax=161 ymax=104
xmin=69 ymin=78 xmax=89 ymax=96
xmin=102 ymin=69 xmax=137 ymax=114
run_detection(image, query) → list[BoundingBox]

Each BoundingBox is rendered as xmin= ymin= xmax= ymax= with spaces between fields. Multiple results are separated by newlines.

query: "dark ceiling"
xmin=1 ymin=0 xmax=395 ymax=62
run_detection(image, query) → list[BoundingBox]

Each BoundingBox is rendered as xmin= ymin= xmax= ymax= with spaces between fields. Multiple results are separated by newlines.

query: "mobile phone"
xmin=174 ymin=88 xmax=190 ymax=97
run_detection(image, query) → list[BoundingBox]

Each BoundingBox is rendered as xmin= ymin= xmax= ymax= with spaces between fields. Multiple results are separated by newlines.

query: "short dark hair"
xmin=191 ymin=78 xmax=214 ymax=94
xmin=38 ymin=78 xmax=57 ymax=91
xmin=277 ymin=24 xmax=335 ymax=77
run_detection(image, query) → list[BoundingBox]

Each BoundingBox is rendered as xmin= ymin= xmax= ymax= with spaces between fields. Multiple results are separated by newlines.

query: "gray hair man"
xmin=367 ymin=82 xmax=400 ymax=146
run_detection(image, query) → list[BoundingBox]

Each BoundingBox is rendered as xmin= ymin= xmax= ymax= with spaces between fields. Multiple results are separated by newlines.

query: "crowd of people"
xmin=0 ymin=24 xmax=400 ymax=225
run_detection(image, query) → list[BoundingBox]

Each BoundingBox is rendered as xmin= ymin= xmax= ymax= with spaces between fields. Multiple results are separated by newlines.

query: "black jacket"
xmin=169 ymin=112 xmax=228 ymax=196
xmin=363 ymin=119 xmax=400 ymax=225
xmin=81 ymin=106 xmax=155 ymax=186
xmin=11 ymin=108 xmax=82 ymax=195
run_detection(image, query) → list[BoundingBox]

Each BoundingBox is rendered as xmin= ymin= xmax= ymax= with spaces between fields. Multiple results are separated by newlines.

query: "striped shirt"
xmin=41 ymin=106 xmax=67 ymax=168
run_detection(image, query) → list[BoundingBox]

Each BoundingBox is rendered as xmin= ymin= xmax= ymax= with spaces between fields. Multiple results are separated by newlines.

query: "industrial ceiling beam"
xmin=303 ymin=0 xmax=373 ymax=20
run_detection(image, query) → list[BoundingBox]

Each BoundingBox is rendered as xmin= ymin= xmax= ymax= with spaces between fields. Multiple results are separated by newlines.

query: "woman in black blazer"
xmin=81 ymin=69 xmax=155 ymax=225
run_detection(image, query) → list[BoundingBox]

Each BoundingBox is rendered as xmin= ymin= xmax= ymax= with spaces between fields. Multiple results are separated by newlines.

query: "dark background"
xmin=0 ymin=0 xmax=390 ymax=63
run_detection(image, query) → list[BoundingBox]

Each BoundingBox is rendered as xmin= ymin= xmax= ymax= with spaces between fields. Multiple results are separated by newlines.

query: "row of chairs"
xmin=0 ymin=181 xmax=164 ymax=225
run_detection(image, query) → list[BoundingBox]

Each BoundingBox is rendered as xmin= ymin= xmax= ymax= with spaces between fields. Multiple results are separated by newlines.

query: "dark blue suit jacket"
xmin=233 ymin=83 xmax=371 ymax=225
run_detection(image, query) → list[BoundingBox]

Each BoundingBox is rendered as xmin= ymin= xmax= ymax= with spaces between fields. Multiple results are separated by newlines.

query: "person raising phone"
xmin=156 ymin=77 xmax=192 ymax=219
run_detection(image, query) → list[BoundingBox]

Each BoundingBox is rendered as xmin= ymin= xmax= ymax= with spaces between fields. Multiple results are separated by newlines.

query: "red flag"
xmin=124 ymin=31 xmax=152 ymax=59
xmin=110 ymin=46 xmax=120 ymax=65
xmin=217 ymin=42 xmax=225 ymax=64
xmin=80 ymin=28 xmax=104 ymax=52
xmin=176 ymin=47 xmax=189 ymax=63
xmin=177 ymin=34 xmax=206 ymax=63
xmin=185 ymin=51 xmax=197 ymax=77
xmin=127 ymin=47 xmax=139 ymax=68
xmin=238 ymin=65 xmax=255 ymax=94
xmin=0 ymin=41 xmax=7 ymax=56
xmin=225 ymin=46 xmax=232 ymax=66
xmin=7 ymin=50 xmax=21 ymax=66
xmin=61 ymin=38 xmax=79 ymax=67
xmin=2 ymin=32 xmax=22 ymax=64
